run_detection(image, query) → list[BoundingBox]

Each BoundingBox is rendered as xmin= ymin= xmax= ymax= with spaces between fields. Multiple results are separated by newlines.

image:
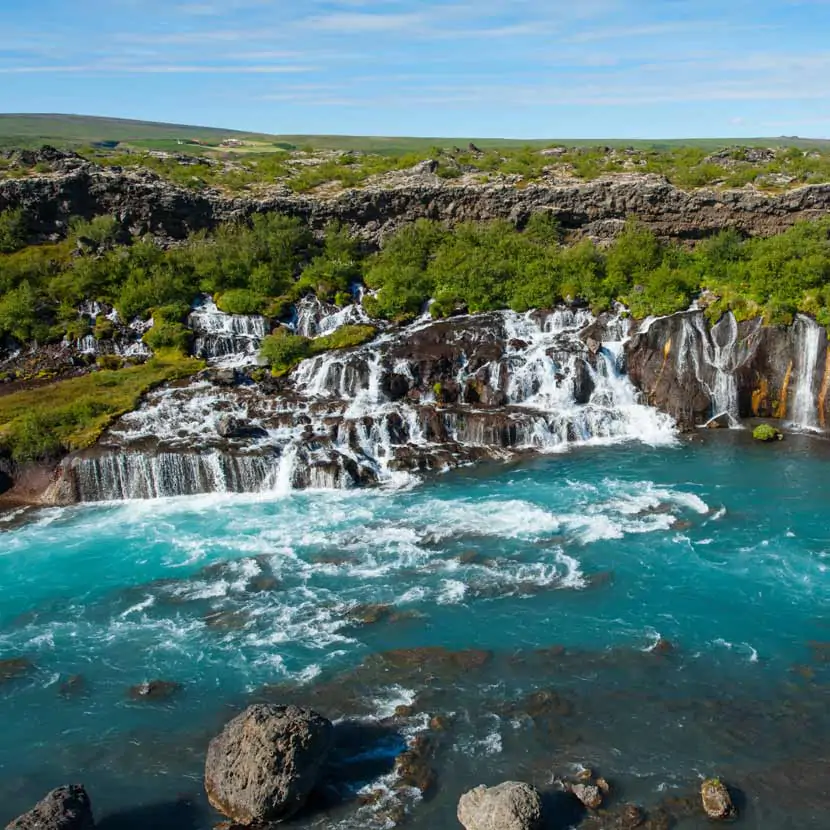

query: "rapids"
xmin=1 ymin=433 xmax=829 ymax=828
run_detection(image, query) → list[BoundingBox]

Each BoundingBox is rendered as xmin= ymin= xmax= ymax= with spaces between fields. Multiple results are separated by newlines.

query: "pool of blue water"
xmin=0 ymin=432 xmax=828 ymax=828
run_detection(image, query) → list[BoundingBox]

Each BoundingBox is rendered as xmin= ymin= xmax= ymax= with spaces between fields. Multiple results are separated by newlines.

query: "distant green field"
xmin=2 ymin=113 xmax=830 ymax=155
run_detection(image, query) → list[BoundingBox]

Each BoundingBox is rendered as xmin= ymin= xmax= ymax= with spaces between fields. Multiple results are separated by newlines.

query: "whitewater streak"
xmin=55 ymin=305 xmax=677 ymax=503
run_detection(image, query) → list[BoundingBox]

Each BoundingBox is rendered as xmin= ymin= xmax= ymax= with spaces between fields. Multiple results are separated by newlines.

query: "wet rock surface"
xmin=204 ymin=704 xmax=334 ymax=825
xmin=5 ymin=785 xmax=94 ymax=830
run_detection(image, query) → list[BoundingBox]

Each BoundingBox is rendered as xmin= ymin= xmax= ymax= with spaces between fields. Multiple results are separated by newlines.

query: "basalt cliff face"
xmin=3 ymin=155 xmax=830 ymax=246
xmin=626 ymin=310 xmax=830 ymax=431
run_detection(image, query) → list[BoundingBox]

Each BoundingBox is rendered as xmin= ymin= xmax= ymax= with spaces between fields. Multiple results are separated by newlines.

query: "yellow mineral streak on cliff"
xmin=776 ymin=362 xmax=794 ymax=420
xmin=663 ymin=338 xmax=672 ymax=361
xmin=752 ymin=378 xmax=769 ymax=416
xmin=818 ymin=349 xmax=830 ymax=428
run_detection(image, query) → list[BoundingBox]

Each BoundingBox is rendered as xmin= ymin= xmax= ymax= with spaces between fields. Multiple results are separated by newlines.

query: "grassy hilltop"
xmin=2 ymin=113 xmax=830 ymax=155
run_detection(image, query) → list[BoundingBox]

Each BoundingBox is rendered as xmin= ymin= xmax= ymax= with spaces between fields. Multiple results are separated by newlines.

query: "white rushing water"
xmin=790 ymin=314 xmax=823 ymax=431
xmin=63 ymin=305 xmax=677 ymax=502
xmin=188 ymin=296 xmax=268 ymax=365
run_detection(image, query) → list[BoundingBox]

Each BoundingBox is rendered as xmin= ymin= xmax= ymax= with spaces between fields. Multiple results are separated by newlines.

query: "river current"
xmin=0 ymin=433 xmax=828 ymax=828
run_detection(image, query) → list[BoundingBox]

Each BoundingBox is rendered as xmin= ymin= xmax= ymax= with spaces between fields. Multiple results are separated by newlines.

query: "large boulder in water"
xmin=700 ymin=778 xmax=736 ymax=820
xmin=5 ymin=785 xmax=94 ymax=830
xmin=204 ymin=703 xmax=333 ymax=825
xmin=458 ymin=781 xmax=543 ymax=830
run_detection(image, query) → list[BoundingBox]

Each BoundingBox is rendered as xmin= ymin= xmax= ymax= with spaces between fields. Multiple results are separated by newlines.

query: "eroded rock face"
xmin=457 ymin=781 xmax=543 ymax=830
xmin=626 ymin=310 xmax=830 ymax=430
xmin=204 ymin=703 xmax=333 ymax=825
xmin=5 ymin=785 xmax=94 ymax=830
xmin=4 ymin=158 xmax=830 ymax=247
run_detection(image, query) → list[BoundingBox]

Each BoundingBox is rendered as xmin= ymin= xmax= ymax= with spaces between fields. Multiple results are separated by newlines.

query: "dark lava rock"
xmin=5 ymin=784 xmax=94 ymax=830
xmin=204 ymin=703 xmax=333 ymax=825
xmin=0 ymin=657 xmax=34 ymax=684
xmin=345 ymin=603 xmax=391 ymax=625
xmin=58 ymin=675 xmax=87 ymax=698
xmin=458 ymin=781 xmax=543 ymax=830
xmin=128 ymin=679 xmax=182 ymax=701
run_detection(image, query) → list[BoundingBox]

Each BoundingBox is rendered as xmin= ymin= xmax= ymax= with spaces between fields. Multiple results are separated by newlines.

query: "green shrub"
xmin=753 ymin=423 xmax=782 ymax=442
xmin=143 ymin=321 xmax=191 ymax=352
xmin=215 ymin=289 xmax=267 ymax=315
xmin=260 ymin=329 xmax=311 ymax=376
xmin=0 ymin=208 xmax=27 ymax=254
xmin=93 ymin=316 xmax=116 ymax=340
xmin=96 ymin=354 xmax=123 ymax=370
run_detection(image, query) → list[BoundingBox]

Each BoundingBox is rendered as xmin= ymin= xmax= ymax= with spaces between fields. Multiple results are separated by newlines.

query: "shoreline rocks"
xmin=5 ymin=785 xmax=94 ymax=830
xmin=458 ymin=782 xmax=543 ymax=830
xmin=204 ymin=703 xmax=333 ymax=825
xmin=700 ymin=778 xmax=737 ymax=820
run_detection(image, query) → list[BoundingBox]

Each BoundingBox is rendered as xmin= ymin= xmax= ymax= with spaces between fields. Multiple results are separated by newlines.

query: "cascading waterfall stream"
xmin=188 ymin=296 xmax=268 ymax=365
xmin=61 ymin=305 xmax=677 ymax=503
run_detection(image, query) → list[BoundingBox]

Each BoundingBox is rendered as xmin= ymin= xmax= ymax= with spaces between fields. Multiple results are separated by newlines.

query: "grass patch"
xmin=0 ymin=349 xmax=204 ymax=461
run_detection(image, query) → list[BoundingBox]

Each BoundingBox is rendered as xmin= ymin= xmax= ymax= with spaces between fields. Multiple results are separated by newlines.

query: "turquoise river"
xmin=0 ymin=432 xmax=828 ymax=829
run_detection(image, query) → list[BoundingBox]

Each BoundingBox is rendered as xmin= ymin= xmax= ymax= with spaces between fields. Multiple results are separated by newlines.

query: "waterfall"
xmin=188 ymin=296 xmax=267 ymax=365
xmin=67 ymin=452 xmax=276 ymax=501
xmin=676 ymin=312 xmax=741 ymax=427
xmin=790 ymin=314 xmax=823 ymax=431
xmin=67 ymin=306 xmax=678 ymax=503
xmin=293 ymin=296 xmax=371 ymax=339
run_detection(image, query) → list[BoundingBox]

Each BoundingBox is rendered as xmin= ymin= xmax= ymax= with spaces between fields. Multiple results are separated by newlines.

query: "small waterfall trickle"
xmin=790 ymin=314 xmax=824 ymax=431
xmin=677 ymin=312 xmax=741 ymax=427
xmin=293 ymin=296 xmax=371 ymax=339
xmin=188 ymin=296 xmax=267 ymax=365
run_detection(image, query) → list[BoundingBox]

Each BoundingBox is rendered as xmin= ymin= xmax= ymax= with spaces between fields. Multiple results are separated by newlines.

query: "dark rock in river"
xmin=204 ymin=703 xmax=333 ymax=825
xmin=457 ymin=781 xmax=543 ymax=830
xmin=128 ymin=679 xmax=182 ymax=701
xmin=0 ymin=657 xmax=34 ymax=684
xmin=5 ymin=785 xmax=94 ymax=830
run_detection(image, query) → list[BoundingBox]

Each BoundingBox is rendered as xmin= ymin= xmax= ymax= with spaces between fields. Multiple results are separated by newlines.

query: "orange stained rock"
xmin=818 ymin=349 xmax=830 ymax=428
xmin=776 ymin=362 xmax=793 ymax=420
xmin=752 ymin=378 xmax=769 ymax=416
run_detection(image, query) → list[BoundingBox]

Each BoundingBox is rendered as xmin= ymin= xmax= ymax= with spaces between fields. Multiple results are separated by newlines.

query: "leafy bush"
xmin=0 ymin=209 xmax=27 ymax=254
xmin=753 ymin=423 xmax=782 ymax=442
xmin=143 ymin=321 xmax=191 ymax=352
xmin=215 ymin=289 xmax=267 ymax=315
xmin=259 ymin=329 xmax=311 ymax=376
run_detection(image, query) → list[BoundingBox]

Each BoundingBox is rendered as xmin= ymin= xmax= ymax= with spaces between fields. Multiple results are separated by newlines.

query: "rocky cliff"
xmin=625 ymin=309 xmax=830 ymax=430
xmin=4 ymin=153 xmax=830 ymax=246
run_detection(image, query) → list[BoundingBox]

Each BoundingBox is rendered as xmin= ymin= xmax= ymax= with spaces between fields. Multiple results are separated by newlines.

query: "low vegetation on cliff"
xmin=0 ymin=350 xmax=203 ymax=462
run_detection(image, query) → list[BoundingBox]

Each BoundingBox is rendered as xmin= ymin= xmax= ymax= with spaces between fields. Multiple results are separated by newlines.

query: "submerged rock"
xmin=128 ymin=679 xmax=182 ymax=701
xmin=5 ymin=785 xmax=94 ymax=830
xmin=204 ymin=703 xmax=333 ymax=825
xmin=0 ymin=657 xmax=34 ymax=684
xmin=458 ymin=782 xmax=543 ymax=830
xmin=700 ymin=778 xmax=736 ymax=820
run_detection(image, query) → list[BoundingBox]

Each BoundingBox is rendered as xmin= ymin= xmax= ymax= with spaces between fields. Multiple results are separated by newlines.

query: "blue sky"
xmin=1 ymin=0 xmax=829 ymax=138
